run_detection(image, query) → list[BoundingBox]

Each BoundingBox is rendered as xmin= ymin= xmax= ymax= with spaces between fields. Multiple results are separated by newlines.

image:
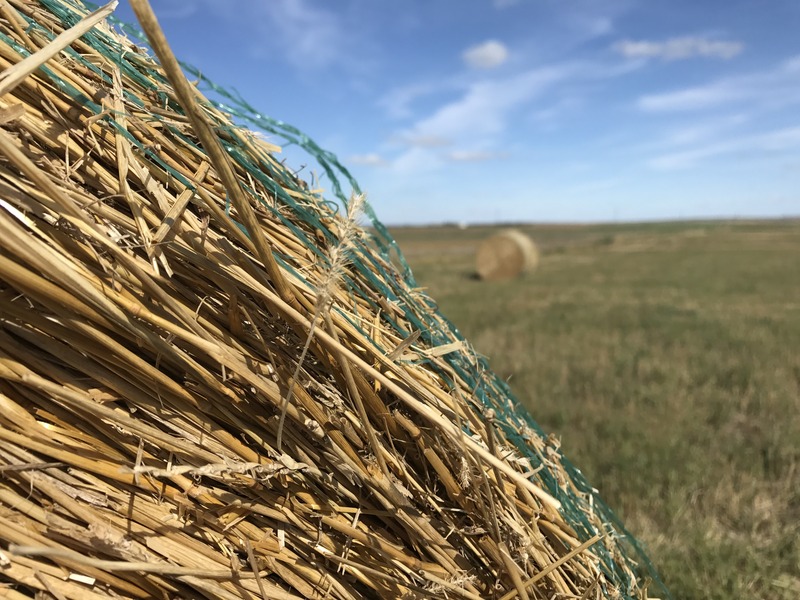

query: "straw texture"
xmin=0 ymin=1 xmax=664 ymax=598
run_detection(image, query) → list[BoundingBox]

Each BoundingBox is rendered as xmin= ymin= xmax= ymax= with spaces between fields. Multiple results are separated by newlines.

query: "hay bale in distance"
xmin=476 ymin=229 xmax=539 ymax=281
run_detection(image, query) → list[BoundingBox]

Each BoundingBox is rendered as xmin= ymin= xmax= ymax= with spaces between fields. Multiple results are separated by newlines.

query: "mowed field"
xmin=389 ymin=220 xmax=800 ymax=600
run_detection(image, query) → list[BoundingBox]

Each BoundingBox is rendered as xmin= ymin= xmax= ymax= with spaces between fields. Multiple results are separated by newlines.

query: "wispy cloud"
xmin=377 ymin=55 xmax=641 ymax=177
xmin=395 ymin=133 xmax=452 ymax=148
xmin=446 ymin=149 xmax=507 ymax=162
xmin=638 ymin=55 xmax=800 ymax=112
xmin=195 ymin=0 xmax=367 ymax=73
xmin=784 ymin=56 xmax=800 ymax=73
xmin=399 ymin=64 xmax=574 ymax=145
xmin=379 ymin=81 xmax=446 ymax=119
xmin=649 ymin=126 xmax=800 ymax=170
xmin=348 ymin=153 xmax=386 ymax=166
xmin=639 ymin=84 xmax=744 ymax=112
xmin=568 ymin=14 xmax=614 ymax=38
xmin=556 ymin=0 xmax=629 ymax=40
xmin=662 ymin=114 xmax=749 ymax=146
xmin=614 ymin=36 xmax=743 ymax=61
xmin=253 ymin=0 xmax=352 ymax=69
xmin=390 ymin=147 xmax=445 ymax=174
xmin=462 ymin=40 xmax=509 ymax=69
xmin=530 ymin=96 xmax=582 ymax=128
xmin=154 ymin=4 xmax=199 ymax=19
xmin=394 ymin=54 xmax=642 ymax=145
xmin=377 ymin=61 xmax=591 ymax=176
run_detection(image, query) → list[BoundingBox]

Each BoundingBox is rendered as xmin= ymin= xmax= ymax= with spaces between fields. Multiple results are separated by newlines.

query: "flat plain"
xmin=389 ymin=220 xmax=800 ymax=600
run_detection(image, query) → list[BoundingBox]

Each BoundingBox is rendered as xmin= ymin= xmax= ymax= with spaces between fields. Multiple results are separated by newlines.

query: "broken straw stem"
xmin=255 ymin=279 xmax=563 ymax=512
xmin=128 ymin=0 xmax=299 ymax=311
xmin=0 ymin=1 xmax=118 ymax=96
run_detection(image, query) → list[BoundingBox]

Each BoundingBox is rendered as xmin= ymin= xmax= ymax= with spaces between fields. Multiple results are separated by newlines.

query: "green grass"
xmin=390 ymin=220 xmax=800 ymax=600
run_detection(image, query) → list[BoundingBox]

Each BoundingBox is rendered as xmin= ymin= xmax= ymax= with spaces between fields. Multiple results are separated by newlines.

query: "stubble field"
xmin=389 ymin=220 xmax=800 ymax=600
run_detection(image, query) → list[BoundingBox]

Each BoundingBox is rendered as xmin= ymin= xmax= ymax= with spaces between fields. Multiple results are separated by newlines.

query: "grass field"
xmin=390 ymin=220 xmax=800 ymax=600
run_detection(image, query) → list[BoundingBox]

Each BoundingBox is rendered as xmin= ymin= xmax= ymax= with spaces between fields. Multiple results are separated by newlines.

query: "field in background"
xmin=390 ymin=220 xmax=800 ymax=600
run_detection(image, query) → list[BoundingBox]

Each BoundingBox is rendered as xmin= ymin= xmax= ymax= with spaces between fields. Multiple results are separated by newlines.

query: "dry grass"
xmin=393 ymin=220 xmax=800 ymax=600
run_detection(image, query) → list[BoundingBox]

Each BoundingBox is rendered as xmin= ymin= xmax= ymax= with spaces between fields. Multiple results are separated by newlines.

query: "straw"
xmin=0 ymin=0 xmax=668 ymax=598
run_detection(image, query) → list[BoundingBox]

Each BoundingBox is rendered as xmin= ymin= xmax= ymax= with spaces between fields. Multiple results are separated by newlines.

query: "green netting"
xmin=20 ymin=1 xmax=670 ymax=597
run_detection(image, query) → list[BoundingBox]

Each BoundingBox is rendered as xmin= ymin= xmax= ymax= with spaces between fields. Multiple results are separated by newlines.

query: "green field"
xmin=390 ymin=220 xmax=800 ymax=600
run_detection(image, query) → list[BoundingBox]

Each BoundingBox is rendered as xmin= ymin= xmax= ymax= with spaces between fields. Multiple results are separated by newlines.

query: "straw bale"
xmin=476 ymin=229 xmax=539 ymax=281
xmin=0 ymin=1 xmax=664 ymax=599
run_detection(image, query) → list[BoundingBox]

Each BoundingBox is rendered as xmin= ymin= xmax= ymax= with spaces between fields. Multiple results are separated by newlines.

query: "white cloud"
xmin=400 ymin=65 xmax=573 ymax=145
xmin=380 ymin=81 xmax=444 ymax=119
xmin=196 ymin=0 xmax=365 ymax=72
xmin=446 ymin=150 xmax=506 ymax=162
xmin=154 ymin=4 xmax=199 ymax=19
xmin=385 ymin=57 xmax=640 ymax=175
xmin=396 ymin=133 xmax=452 ymax=148
xmin=784 ymin=56 xmax=800 ymax=73
xmin=379 ymin=64 xmax=579 ymax=178
xmin=639 ymin=84 xmax=742 ymax=112
xmin=462 ymin=40 xmax=509 ymax=69
xmin=614 ymin=37 xmax=744 ymax=61
xmin=570 ymin=15 xmax=614 ymax=38
xmin=758 ymin=127 xmax=800 ymax=150
xmin=531 ymin=97 xmax=582 ymax=127
xmin=649 ymin=126 xmax=800 ymax=170
xmin=257 ymin=1 xmax=348 ymax=69
xmin=390 ymin=147 xmax=445 ymax=174
xmin=349 ymin=153 xmax=386 ymax=166
xmin=638 ymin=55 xmax=800 ymax=112
xmin=663 ymin=114 xmax=749 ymax=146
xmin=556 ymin=2 xmax=628 ymax=42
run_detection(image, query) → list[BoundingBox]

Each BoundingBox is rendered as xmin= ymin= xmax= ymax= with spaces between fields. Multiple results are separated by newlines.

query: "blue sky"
xmin=114 ymin=0 xmax=800 ymax=225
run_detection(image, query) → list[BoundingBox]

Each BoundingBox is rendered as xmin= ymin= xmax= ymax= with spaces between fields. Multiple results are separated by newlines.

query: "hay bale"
xmin=0 ymin=1 xmax=666 ymax=599
xmin=476 ymin=229 xmax=539 ymax=281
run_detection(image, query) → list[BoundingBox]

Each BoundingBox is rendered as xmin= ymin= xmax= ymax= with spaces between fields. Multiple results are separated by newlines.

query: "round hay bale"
xmin=476 ymin=229 xmax=539 ymax=281
xmin=0 ymin=2 xmax=667 ymax=599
